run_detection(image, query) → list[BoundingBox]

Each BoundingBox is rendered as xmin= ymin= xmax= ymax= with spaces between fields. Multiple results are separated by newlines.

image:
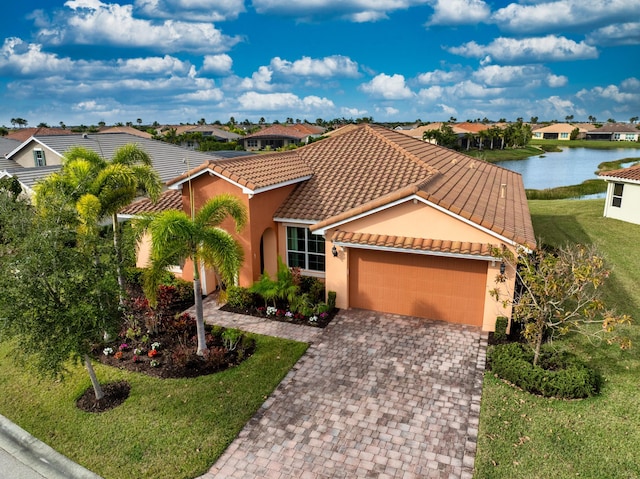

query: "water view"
xmin=497 ymin=147 xmax=640 ymax=190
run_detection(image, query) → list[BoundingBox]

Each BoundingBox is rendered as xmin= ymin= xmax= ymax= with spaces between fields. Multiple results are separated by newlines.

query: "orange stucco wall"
xmin=179 ymin=172 xmax=296 ymax=292
xmin=324 ymin=198 xmax=516 ymax=331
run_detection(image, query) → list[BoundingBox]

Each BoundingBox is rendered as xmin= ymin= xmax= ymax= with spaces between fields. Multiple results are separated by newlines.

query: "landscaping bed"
xmin=220 ymin=302 xmax=338 ymax=328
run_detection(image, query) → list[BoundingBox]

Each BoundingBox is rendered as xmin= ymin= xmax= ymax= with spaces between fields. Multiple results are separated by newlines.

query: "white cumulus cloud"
xmin=586 ymin=22 xmax=640 ymax=46
xmin=417 ymin=68 xmax=465 ymax=85
xmin=426 ymin=0 xmax=490 ymax=26
xmin=236 ymin=91 xmax=334 ymax=111
xmin=492 ymin=0 xmax=640 ymax=35
xmin=360 ymin=73 xmax=414 ymax=100
xmin=134 ymin=0 xmax=246 ymax=22
xmin=448 ymin=35 xmax=599 ymax=63
xmin=37 ymin=0 xmax=240 ymax=53
xmin=270 ymin=55 xmax=359 ymax=78
xmin=202 ymin=54 xmax=233 ymax=74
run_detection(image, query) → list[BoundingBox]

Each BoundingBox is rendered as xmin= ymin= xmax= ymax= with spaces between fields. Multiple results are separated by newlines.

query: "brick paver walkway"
xmin=196 ymin=305 xmax=487 ymax=479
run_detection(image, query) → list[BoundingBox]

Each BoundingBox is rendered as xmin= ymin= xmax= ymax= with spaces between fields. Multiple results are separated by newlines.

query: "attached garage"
xmin=348 ymin=248 xmax=488 ymax=326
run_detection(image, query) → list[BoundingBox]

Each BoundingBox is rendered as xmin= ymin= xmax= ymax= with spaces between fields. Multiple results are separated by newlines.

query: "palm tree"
xmin=35 ymin=144 xmax=162 ymax=298
xmin=138 ymin=194 xmax=247 ymax=355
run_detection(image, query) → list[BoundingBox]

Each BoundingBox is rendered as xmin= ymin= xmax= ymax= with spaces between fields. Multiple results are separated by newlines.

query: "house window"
xmin=560 ymin=132 xmax=569 ymax=139
xmin=33 ymin=149 xmax=46 ymax=167
xmin=612 ymin=183 xmax=624 ymax=207
xmin=625 ymin=134 xmax=635 ymax=141
xmin=614 ymin=133 xmax=621 ymax=140
xmin=247 ymin=139 xmax=258 ymax=148
xmin=286 ymin=227 xmax=325 ymax=272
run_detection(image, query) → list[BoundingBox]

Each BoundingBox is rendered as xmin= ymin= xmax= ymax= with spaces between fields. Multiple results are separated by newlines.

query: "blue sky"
xmin=1 ymin=0 xmax=639 ymax=127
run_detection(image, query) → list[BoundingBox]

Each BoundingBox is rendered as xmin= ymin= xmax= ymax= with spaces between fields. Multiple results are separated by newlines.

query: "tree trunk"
xmin=193 ymin=275 xmax=208 ymax=356
xmin=112 ymin=212 xmax=125 ymax=305
xmin=84 ymin=354 xmax=104 ymax=401
xmin=533 ymin=330 xmax=543 ymax=366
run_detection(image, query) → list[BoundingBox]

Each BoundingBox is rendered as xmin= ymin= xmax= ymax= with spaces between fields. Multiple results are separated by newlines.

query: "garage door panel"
xmin=349 ymin=249 xmax=486 ymax=326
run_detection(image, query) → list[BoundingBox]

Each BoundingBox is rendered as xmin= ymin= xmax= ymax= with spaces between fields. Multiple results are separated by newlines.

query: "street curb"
xmin=0 ymin=414 xmax=103 ymax=479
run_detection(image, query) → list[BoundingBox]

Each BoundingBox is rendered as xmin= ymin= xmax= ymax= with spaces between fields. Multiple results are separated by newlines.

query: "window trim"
xmin=612 ymin=182 xmax=624 ymax=208
xmin=33 ymin=148 xmax=46 ymax=167
xmin=285 ymin=225 xmax=326 ymax=276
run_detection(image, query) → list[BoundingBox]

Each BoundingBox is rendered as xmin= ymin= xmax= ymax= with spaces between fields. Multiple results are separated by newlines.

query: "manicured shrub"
xmin=488 ymin=343 xmax=601 ymax=399
xmin=226 ymin=286 xmax=254 ymax=309
xmin=327 ymin=291 xmax=337 ymax=310
xmin=493 ymin=316 xmax=508 ymax=342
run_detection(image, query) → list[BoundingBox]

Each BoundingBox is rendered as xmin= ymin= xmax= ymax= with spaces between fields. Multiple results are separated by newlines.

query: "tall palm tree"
xmin=35 ymin=144 xmax=162 ymax=297
xmin=138 ymin=194 xmax=247 ymax=355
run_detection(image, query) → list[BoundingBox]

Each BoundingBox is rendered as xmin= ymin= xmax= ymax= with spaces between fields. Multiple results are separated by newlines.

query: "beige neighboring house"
xmin=396 ymin=123 xmax=467 ymax=143
xmin=599 ymin=163 xmax=640 ymax=225
xmin=242 ymin=125 xmax=313 ymax=151
xmin=132 ymin=124 xmax=536 ymax=332
xmin=531 ymin=123 xmax=585 ymax=140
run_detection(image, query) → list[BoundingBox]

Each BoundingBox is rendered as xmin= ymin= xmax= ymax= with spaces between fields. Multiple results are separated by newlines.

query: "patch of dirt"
xmin=76 ymin=380 xmax=131 ymax=413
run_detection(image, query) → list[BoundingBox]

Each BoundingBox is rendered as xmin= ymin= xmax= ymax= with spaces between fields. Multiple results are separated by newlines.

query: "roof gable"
xmin=599 ymin=162 xmax=640 ymax=183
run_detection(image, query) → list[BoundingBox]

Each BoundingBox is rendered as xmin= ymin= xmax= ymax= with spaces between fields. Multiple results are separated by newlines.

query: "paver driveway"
xmin=198 ymin=308 xmax=486 ymax=479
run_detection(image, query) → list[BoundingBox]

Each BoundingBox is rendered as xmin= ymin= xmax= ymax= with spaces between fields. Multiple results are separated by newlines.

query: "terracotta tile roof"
xmin=280 ymin=125 xmax=535 ymax=248
xmin=289 ymin=123 xmax=325 ymax=135
xmin=6 ymin=127 xmax=75 ymax=142
xmin=323 ymin=124 xmax=360 ymax=137
xmin=332 ymin=230 xmax=497 ymax=257
xmin=168 ymin=124 xmax=535 ymax=248
xmin=590 ymin=123 xmax=639 ymax=133
xmin=599 ymin=163 xmax=640 ymax=182
xmin=167 ymin=152 xmax=313 ymax=192
xmin=120 ymin=189 xmax=182 ymax=215
xmin=455 ymin=122 xmax=491 ymax=133
xmin=98 ymin=126 xmax=153 ymax=138
xmin=395 ymin=123 xmax=467 ymax=140
xmin=243 ymin=125 xmax=309 ymax=140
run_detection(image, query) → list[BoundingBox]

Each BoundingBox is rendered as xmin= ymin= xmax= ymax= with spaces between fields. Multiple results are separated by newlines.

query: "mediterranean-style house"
xmin=531 ymin=123 xmax=586 ymax=140
xmin=599 ymin=163 xmax=640 ymax=225
xmin=130 ymin=124 xmax=536 ymax=332
xmin=587 ymin=123 xmax=640 ymax=142
xmin=242 ymin=124 xmax=323 ymax=151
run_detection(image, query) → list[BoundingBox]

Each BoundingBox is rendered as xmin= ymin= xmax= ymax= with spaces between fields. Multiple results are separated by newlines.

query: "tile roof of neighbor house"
xmin=395 ymin=123 xmax=467 ymax=140
xmin=3 ymin=165 xmax=61 ymax=191
xmin=0 ymin=137 xmax=21 ymax=158
xmin=120 ymin=189 xmax=183 ymax=215
xmin=6 ymin=127 xmax=75 ymax=142
xmin=180 ymin=125 xmax=243 ymax=140
xmin=173 ymin=124 xmax=535 ymax=248
xmin=455 ymin=122 xmax=491 ymax=133
xmin=13 ymin=133 xmax=227 ymax=183
xmin=289 ymin=123 xmax=326 ymax=135
xmin=98 ymin=126 xmax=153 ymax=138
xmin=323 ymin=124 xmax=360 ymax=137
xmin=243 ymin=125 xmax=310 ymax=140
xmin=590 ymin=123 xmax=639 ymax=133
xmin=599 ymin=163 xmax=640 ymax=182
xmin=531 ymin=123 xmax=579 ymax=133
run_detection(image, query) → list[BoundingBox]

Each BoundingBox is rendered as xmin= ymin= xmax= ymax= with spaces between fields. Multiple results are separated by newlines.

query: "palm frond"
xmin=198 ymin=227 xmax=244 ymax=286
xmin=112 ymin=144 xmax=152 ymax=166
xmin=195 ymin=194 xmax=247 ymax=232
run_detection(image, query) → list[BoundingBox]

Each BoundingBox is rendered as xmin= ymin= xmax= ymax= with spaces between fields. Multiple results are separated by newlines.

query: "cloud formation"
xmin=360 ymin=73 xmax=414 ymax=100
xmin=36 ymin=0 xmax=240 ymax=53
xmin=270 ymin=56 xmax=359 ymax=78
xmin=134 ymin=0 xmax=246 ymax=22
xmin=426 ymin=0 xmax=490 ymax=26
xmin=448 ymin=35 xmax=599 ymax=63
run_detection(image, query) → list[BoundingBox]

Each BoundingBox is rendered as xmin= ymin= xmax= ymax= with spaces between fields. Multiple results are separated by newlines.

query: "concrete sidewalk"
xmin=0 ymin=414 xmax=102 ymax=479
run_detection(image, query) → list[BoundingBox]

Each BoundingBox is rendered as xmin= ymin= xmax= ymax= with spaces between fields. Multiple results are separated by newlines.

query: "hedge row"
xmin=488 ymin=343 xmax=601 ymax=399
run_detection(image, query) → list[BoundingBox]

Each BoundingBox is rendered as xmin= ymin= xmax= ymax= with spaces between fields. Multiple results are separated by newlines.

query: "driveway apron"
xmin=199 ymin=309 xmax=486 ymax=479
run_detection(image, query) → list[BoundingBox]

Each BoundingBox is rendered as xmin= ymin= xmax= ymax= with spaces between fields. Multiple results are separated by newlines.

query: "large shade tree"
xmin=137 ymin=194 xmax=247 ymax=355
xmin=0 ymin=184 xmax=120 ymax=400
xmin=35 ymin=144 xmax=162 ymax=297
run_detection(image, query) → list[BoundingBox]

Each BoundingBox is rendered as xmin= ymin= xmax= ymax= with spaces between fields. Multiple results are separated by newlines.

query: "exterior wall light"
xmin=332 ymin=245 xmax=338 ymax=257
xmin=500 ymin=262 xmax=506 ymax=275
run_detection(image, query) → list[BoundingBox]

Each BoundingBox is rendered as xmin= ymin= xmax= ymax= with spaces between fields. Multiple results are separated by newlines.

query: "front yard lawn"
xmin=0 ymin=334 xmax=307 ymax=479
xmin=475 ymin=199 xmax=640 ymax=478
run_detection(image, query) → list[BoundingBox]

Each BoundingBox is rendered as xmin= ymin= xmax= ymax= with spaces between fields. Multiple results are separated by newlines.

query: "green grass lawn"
xmin=0 ymin=335 xmax=307 ymax=479
xmin=475 ymin=199 xmax=640 ymax=479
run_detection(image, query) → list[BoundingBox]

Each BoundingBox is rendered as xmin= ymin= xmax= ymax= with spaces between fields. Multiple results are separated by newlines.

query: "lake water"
xmin=497 ymin=147 xmax=640 ymax=190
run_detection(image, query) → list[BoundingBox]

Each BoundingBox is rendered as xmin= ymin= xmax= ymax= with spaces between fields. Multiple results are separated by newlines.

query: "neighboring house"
xmin=599 ymin=163 xmax=640 ymax=225
xmin=6 ymin=127 xmax=75 ymax=142
xmin=242 ymin=125 xmax=311 ymax=151
xmin=531 ymin=123 xmax=585 ymax=140
xmin=1 ymin=132 xmax=253 ymax=200
xmin=396 ymin=123 xmax=467 ymax=144
xmin=142 ymin=124 xmax=535 ymax=332
xmin=587 ymin=123 xmax=640 ymax=141
xmin=98 ymin=126 xmax=153 ymax=139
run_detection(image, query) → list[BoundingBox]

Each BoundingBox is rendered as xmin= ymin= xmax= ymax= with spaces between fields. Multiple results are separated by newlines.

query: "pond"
xmin=496 ymin=147 xmax=640 ymax=190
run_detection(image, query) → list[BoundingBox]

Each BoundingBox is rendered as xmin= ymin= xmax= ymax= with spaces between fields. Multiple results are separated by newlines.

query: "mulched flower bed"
xmin=76 ymin=380 xmax=131 ymax=413
xmin=219 ymin=303 xmax=339 ymax=328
